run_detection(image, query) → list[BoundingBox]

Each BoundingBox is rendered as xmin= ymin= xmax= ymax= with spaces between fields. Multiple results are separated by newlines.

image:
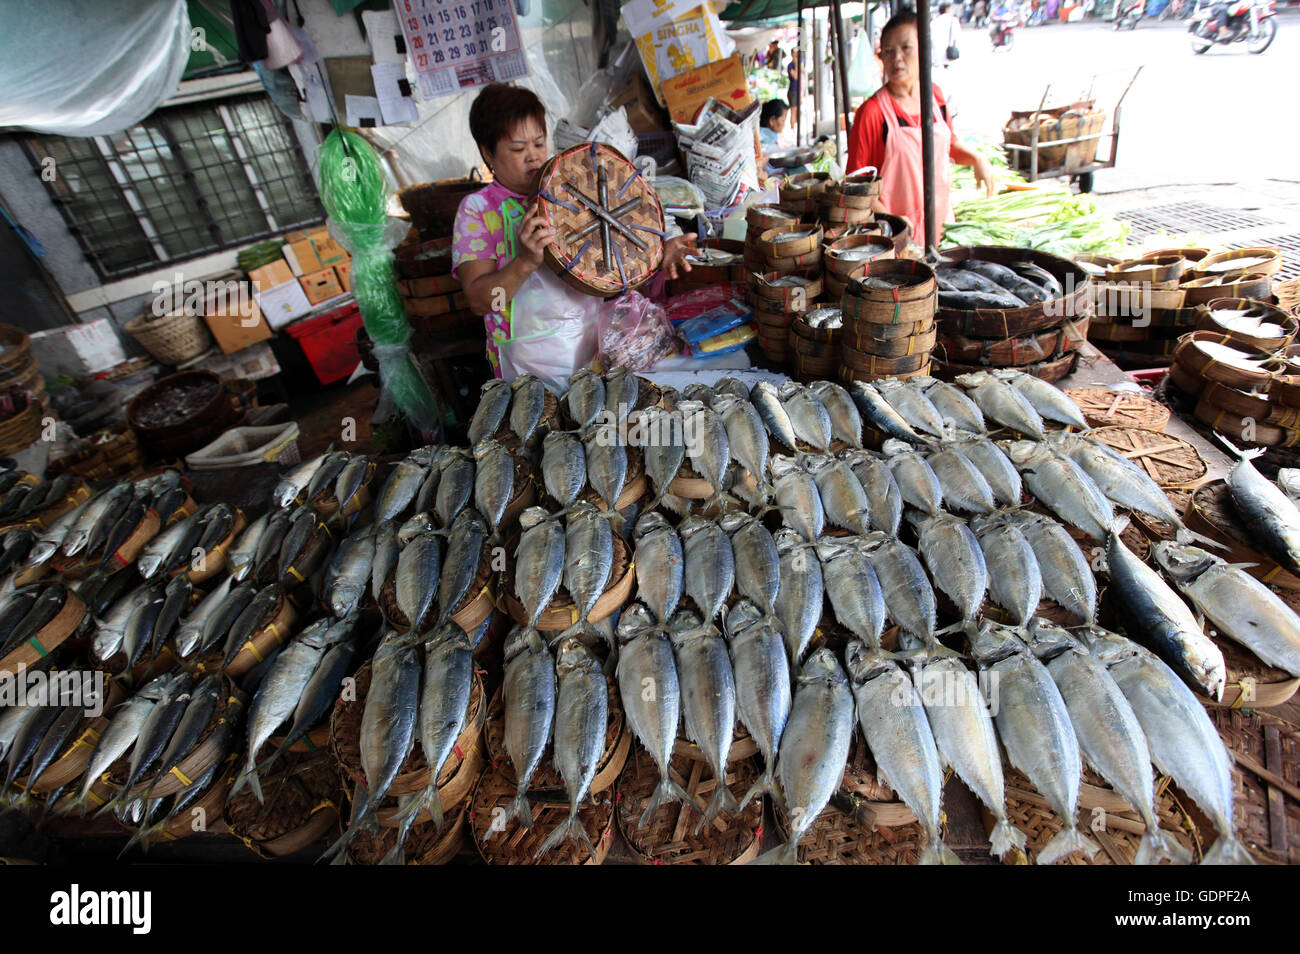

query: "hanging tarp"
xmin=0 ymin=0 xmax=191 ymax=136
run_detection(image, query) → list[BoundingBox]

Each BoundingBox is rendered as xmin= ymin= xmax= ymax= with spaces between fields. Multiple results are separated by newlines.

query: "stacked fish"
xmin=478 ymin=365 xmax=1292 ymax=864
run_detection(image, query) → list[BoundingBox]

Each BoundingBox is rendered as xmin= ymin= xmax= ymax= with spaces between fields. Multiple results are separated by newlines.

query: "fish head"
xmin=768 ymin=454 xmax=803 ymax=480
xmin=583 ymin=422 xmax=620 ymax=451
xmin=397 ymin=511 xmax=436 ymax=545
xmin=511 ymin=373 xmax=539 ymax=392
xmin=750 ymin=380 xmax=779 ymax=402
xmin=504 ymin=625 xmax=547 ymax=663
xmin=801 ymin=454 xmax=835 ymax=478
xmin=772 ymin=527 xmax=806 ymax=555
xmin=616 ymin=602 xmax=657 ymax=644
xmin=1004 ymin=440 xmax=1047 ymax=468
xmin=163 ymin=574 xmax=192 ymax=599
xmin=879 ymin=438 xmax=912 ymax=459
xmin=427 ymin=620 xmax=474 ymax=653
xmin=676 ymin=515 xmax=711 ymax=539
xmin=473 ymin=438 xmax=506 ymax=462
xmin=813 ymin=536 xmax=850 ymax=564
xmin=723 ymin=599 xmax=764 ymax=639
xmin=296 ymin=617 xmax=338 ymax=649
xmin=954 ymin=372 xmax=991 ymax=389
xmin=518 ymin=506 xmax=553 ymax=532
xmin=666 ymin=609 xmax=703 ymax=635
xmin=452 ymin=506 xmax=488 ymax=536
xmin=632 ymin=511 xmax=673 ymax=540
xmin=136 ymin=552 xmax=164 ymax=580
xmin=553 ymin=635 xmax=599 ymax=675
xmin=798 ymin=647 xmax=846 ymax=686
xmin=328 ymin=583 xmax=364 ymax=619
xmin=1075 ymin=625 xmax=1140 ymax=666
xmin=1023 ymin=617 xmax=1085 ymax=662
xmin=1149 ymin=538 xmax=1203 ymax=576
xmin=716 ymin=510 xmax=753 ymax=535
xmin=843 ymin=639 xmax=899 ymax=685
xmin=406 ymin=444 xmax=443 ymax=467
xmin=965 ymin=619 xmax=1025 ymax=665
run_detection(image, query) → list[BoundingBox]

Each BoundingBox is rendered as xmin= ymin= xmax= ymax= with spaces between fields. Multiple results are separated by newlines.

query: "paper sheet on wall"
xmin=371 ymin=62 xmax=419 ymax=125
xmin=392 ymin=0 xmax=529 ymax=99
xmin=345 ymin=94 xmax=383 ymax=128
xmin=363 ymin=9 xmax=408 ymax=64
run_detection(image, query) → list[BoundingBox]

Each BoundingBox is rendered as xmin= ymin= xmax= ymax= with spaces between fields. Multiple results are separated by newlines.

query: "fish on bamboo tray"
xmin=1087 ymin=426 xmax=1208 ymax=490
xmin=1202 ymin=708 xmax=1298 ymax=863
xmin=933 ymin=351 xmax=1077 ymax=385
xmin=937 ymin=315 xmax=1089 ymax=368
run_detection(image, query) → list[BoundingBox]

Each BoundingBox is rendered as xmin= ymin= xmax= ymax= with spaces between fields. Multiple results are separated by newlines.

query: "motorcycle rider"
xmin=1209 ymin=0 xmax=1232 ymax=35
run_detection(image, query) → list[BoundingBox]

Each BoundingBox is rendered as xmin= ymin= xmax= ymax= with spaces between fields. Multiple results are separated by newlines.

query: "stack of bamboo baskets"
xmin=818 ymin=172 xmax=880 ymax=233
xmin=824 ymin=234 xmax=895 ymax=300
xmin=789 ymin=305 xmax=843 ymax=382
xmin=747 ymin=217 xmax=825 ymax=364
xmin=837 ymin=259 xmax=937 ymax=384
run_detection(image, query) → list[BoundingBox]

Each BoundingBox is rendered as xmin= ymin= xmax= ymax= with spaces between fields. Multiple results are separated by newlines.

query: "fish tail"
xmin=1134 ymin=827 xmax=1193 ymax=866
xmin=117 ymin=821 xmax=158 ymax=859
xmin=533 ymin=810 xmax=596 ymax=862
xmin=318 ymin=814 xmax=370 ymax=865
xmin=1037 ymin=825 xmax=1099 ymax=865
xmin=737 ymin=765 xmax=784 ymax=815
xmin=988 ymin=815 xmax=1028 ymax=860
xmin=1214 ymin=433 xmax=1266 ymax=462
xmin=639 ymin=774 xmax=693 ymax=829
xmin=507 ymin=789 xmax=535 ymax=829
xmin=1202 ymin=834 xmax=1257 ymax=866
xmin=749 ymin=838 xmax=799 ymax=865
xmin=919 ymin=835 xmax=964 ymax=866
xmin=394 ymin=783 xmax=445 ymax=832
xmin=694 ymin=777 xmax=739 ymax=835
xmin=1173 ymin=526 xmax=1230 ymax=552
xmin=227 ymin=759 xmax=264 ymax=807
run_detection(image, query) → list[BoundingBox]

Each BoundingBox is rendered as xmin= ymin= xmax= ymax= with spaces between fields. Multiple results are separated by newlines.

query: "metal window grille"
xmin=23 ymin=94 xmax=323 ymax=281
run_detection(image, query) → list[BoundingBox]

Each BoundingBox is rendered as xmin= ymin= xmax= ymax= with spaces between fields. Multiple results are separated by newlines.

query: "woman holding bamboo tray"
xmin=453 ymin=84 xmax=697 ymax=390
xmin=846 ymin=10 xmax=996 ymax=246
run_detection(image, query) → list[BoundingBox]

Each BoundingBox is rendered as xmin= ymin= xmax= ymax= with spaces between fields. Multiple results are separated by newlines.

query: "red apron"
xmin=875 ymin=88 xmax=953 ymax=246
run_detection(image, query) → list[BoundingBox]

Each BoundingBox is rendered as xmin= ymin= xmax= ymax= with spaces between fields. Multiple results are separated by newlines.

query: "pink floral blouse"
xmin=451 ymin=180 xmax=526 ymax=375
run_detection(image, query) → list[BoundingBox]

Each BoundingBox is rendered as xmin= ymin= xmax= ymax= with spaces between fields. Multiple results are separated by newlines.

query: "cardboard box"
xmin=335 ymin=260 xmax=351 ymax=292
xmin=29 ymin=319 xmax=128 ymax=376
xmin=622 ymin=0 xmax=735 ymax=105
xmin=255 ymin=280 xmax=314 ymax=330
xmin=247 ymin=259 xmax=295 ymax=292
xmin=283 ymin=227 xmax=349 ymax=276
xmin=300 ymin=266 xmax=345 ymax=306
xmin=608 ymin=69 xmax=669 ymax=134
xmin=203 ymin=292 xmax=272 ymax=354
xmin=661 ymin=55 xmax=752 ymax=124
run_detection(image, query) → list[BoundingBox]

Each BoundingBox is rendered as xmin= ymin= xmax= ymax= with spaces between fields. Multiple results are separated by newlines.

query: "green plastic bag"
xmin=314 ymin=129 xmax=441 ymax=439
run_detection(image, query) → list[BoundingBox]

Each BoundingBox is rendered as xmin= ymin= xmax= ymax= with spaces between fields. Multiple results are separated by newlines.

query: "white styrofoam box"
xmin=29 ymin=318 xmax=129 ymax=377
xmin=193 ymin=341 xmax=282 ymax=381
xmin=256 ymin=280 xmax=314 ymax=330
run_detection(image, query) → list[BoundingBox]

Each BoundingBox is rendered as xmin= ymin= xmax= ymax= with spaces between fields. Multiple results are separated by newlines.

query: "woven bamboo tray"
xmin=498 ymin=531 xmax=635 ymax=634
xmin=747 ymin=205 xmax=802 ymax=231
xmin=347 ymin=796 xmax=470 ymax=865
xmin=750 ymin=270 xmax=824 ymax=306
xmin=1204 ymin=708 xmax=1298 ymax=864
xmin=1186 ymin=480 xmax=1300 ymax=590
xmin=1211 ymin=631 xmax=1299 ymax=710
xmin=987 ymin=767 xmax=1198 ymax=865
xmin=615 ymin=746 xmax=763 ymax=864
xmin=935 ymin=247 xmax=1090 ymax=338
xmin=537 ymin=143 xmax=664 ymax=297
xmin=0 ymin=588 xmax=84 ymax=677
xmin=222 ymin=592 xmax=299 ymax=679
xmin=395 ymin=237 xmax=455 ymax=279
xmin=102 ymin=754 xmax=238 ymax=848
xmin=0 ymin=400 xmax=42 ymax=457
xmin=937 ymin=315 xmax=1089 ymax=368
xmin=1105 ymin=256 xmax=1185 ymax=285
xmin=754 ymin=225 xmax=822 ymax=261
xmin=1194 ymin=247 xmax=1283 ymax=280
xmin=18 ymin=681 xmax=127 ymax=795
xmin=1065 ymin=388 xmax=1171 ymax=430
xmin=1088 ymin=426 xmax=1208 ymax=489
xmin=1195 ymin=298 xmax=1297 ymax=351
xmin=225 ymin=748 xmax=342 ymax=858
xmin=469 ymin=767 xmax=614 ymax=865
xmin=329 ymin=661 xmax=486 ymax=813
xmin=825 ymin=234 xmax=894 ymax=278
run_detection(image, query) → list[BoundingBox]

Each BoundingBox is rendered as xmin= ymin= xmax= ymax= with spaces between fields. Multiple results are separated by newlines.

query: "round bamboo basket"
xmin=1192 ymin=402 xmax=1298 ymax=448
xmin=938 ymin=315 xmax=1089 ymax=367
xmin=309 ymin=459 xmax=377 ymax=521
xmin=988 ymin=767 xmax=1198 ymax=865
xmin=1197 ymin=380 xmax=1295 ymax=425
xmin=1166 ymin=359 xmax=1207 ymax=397
xmin=0 ymin=588 xmax=84 ymax=677
xmin=1172 ymin=331 xmax=1278 ymax=390
xmin=1181 ymin=272 xmax=1273 ymax=307
xmin=840 ymin=315 xmax=932 ymax=348
xmin=20 ymin=681 xmax=127 ymax=794
xmin=839 ymin=170 xmax=883 ymax=197
xmin=820 ymin=204 xmax=875 ymax=225
xmin=932 ymin=350 xmax=1077 ymax=384
xmin=1272 ymin=370 xmax=1300 ymax=410
xmin=790 ymin=307 xmax=842 ymax=342
xmin=379 ymin=537 xmax=497 ymax=638
xmin=841 ymin=260 xmax=937 ymax=326
xmin=1140 ymin=246 xmax=1209 ymax=267
xmin=1065 ymin=388 xmax=1172 ymax=430
xmin=1105 ymin=256 xmax=1185 ymax=285
xmin=481 ymin=683 xmax=628 ymax=795
xmin=747 ymin=204 xmax=802 ymax=231
xmin=847 ymin=323 xmax=937 ymax=359
xmin=825 ymin=234 xmax=895 ymax=278
xmin=1186 ymin=480 xmax=1300 ymax=590
xmin=1210 ymin=631 xmax=1300 ymax=710
xmin=225 ymin=748 xmax=342 ymax=858
xmin=750 ymin=270 xmax=824 ymax=306
xmin=222 ymin=592 xmax=298 ymax=679
xmin=755 ymin=225 xmax=822 ymax=261
xmin=329 ymin=661 xmax=486 ymax=814
xmin=1194 ymin=298 xmax=1297 ymax=351
xmin=614 ymin=746 xmax=763 ymax=864
xmin=778 ymin=172 xmax=833 ymax=213
xmin=0 ymin=399 xmax=43 ymax=457
xmin=171 ymin=509 xmax=246 ymax=585
xmin=347 ymin=796 xmax=471 ymax=865
xmin=499 ymin=533 xmax=636 ymax=633
xmin=1194 ymin=247 xmax=1283 ymax=280
xmin=839 ymin=363 xmax=933 ymax=385
xmin=840 ymin=346 xmax=932 ymax=376
xmin=124 ymin=678 xmax=245 ymax=801
xmin=1074 ymin=253 xmax=1120 ymax=278
xmin=469 ymin=768 xmax=614 ymax=865
xmin=763 ymin=247 xmax=824 ymax=273
xmin=123 ymin=310 xmax=213 ymax=366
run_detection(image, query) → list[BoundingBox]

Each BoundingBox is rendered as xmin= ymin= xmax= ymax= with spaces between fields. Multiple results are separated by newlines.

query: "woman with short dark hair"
xmin=845 ymin=11 xmax=996 ymax=244
xmin=453 ymin=84 xmax=696 ymax=382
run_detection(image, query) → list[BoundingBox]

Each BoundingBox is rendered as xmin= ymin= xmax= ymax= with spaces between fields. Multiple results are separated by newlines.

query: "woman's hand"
xmin=516 ymin=201 xmax=556 ymax=269
xmin=662 ymin=233 xmax=699 ymax=281
xmin=972 ymin=154 xmax=998 ymax=198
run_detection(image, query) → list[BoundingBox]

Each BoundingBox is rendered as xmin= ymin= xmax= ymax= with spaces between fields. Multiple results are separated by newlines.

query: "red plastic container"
xmin=285 ymin=304 xmax=364 ymax=386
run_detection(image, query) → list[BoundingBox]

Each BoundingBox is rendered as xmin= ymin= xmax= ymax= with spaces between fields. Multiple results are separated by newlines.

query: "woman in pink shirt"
xmin=453 ymin=84 xmax=696 ymax=385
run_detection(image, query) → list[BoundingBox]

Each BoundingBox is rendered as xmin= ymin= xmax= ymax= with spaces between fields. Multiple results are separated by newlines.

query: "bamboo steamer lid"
xmin=1194 ymin=298 xmax=1297 ymax=352
xmin=535 ymin=143 xmax=665 ymax=297
xmin=1065 ymin=388 xmax=1172 ymax=430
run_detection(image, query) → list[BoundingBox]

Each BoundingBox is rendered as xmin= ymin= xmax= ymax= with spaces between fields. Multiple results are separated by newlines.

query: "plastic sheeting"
xmin=0 ymin=1 xmax=191 ymax=136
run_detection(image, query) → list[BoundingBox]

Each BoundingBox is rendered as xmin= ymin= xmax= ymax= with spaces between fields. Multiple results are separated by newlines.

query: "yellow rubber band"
xmin=169 ymin=766 xmax=193 ymax=786
xmin=287 ymin=566 xmax=305 ymax=584
xmin=241 ymin=641 xmax=263 ymax=663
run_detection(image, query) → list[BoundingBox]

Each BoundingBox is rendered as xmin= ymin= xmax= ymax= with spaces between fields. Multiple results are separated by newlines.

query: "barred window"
xmin=24 ymin=95 xmax=323 ymax=281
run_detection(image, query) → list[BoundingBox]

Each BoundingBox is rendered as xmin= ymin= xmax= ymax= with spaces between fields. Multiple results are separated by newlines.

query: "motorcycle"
xmin=1160 ymin=0 xmax=1193 ymax=19
xmin=1189 ymin=0 xmax=1277 ymax=52
xmin=990 ymin=12 xmax=1017 ymax=48
xmin=1114 ymin=0 xmax=1145 ymax=29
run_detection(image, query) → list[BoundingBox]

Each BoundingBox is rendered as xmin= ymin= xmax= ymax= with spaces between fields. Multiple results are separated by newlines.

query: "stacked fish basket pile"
xmin=789 ymin=306 xmax=843 ymax=383
xmin=933 ymin=247 xmax=1092 ymax=384
xmin=1086 ymin=256 xmax=1192 ymax=370
xmin=777 ymin=172 xmax=834 ymax=218
xmin=5 ymin=365 xmax=1299 ymax=866
xmin=1164 ymin=309 xmax=1300 ymax=450
xmin=743 ymin=204 xmax=804 ymax=273
xmin=747 ymin=223 xmax=826 ymax=365
xmin=818 ymin=171 xmax=880 ymax=234
xmin=838 ymin=260 xmax=937 ymax=384
xmin=394 ymin=237 xmax=477 ymax=338
xmin=824 ymin=233 xmax=895 ymax=301
xmin=669 ymin=238 xmax=748 ymax=297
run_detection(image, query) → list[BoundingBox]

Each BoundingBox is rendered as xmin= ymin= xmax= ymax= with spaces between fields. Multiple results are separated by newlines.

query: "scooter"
xmin=1160 ymin=0 xmax=1193 ymax=19
xmin=1189 ymin=0 xmax=1277 ymax=52
xmin=1114 ymin=0 xmax=1145 ymax=29
xmin=990 ymin=12 xmax=1017 ymax=48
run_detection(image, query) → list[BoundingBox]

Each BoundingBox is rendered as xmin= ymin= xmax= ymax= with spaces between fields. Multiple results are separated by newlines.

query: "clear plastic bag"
xmin=498 ymin=270 xmax=603 ymax=393
xmin=597 ymin=291 xmax=680 ymax=371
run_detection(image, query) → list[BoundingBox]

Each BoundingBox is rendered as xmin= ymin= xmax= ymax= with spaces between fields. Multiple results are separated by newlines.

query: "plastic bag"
xmin=597 ymin=291 xmax=680 ymax=372
xmin=678 ymin=306 xmax=751 ymax=345
xmin=499 ymin=269 xmax=603 ymax=393
xmin=664 ymin=287 xmax=748 ymax=324
xmin=696 ymin=323 xmax=756 ymax=355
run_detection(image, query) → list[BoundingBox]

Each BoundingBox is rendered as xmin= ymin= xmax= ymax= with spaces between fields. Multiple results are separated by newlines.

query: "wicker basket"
xmin=1200 ymin=709 xmax=1297 ymax=863
xmin=124 ymin=310 xmax=213 ymax=366
xmin=225 ymin=748 xmax=343 ymax=858
xmin=0 ymin=395 xmax=43 ymax=456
